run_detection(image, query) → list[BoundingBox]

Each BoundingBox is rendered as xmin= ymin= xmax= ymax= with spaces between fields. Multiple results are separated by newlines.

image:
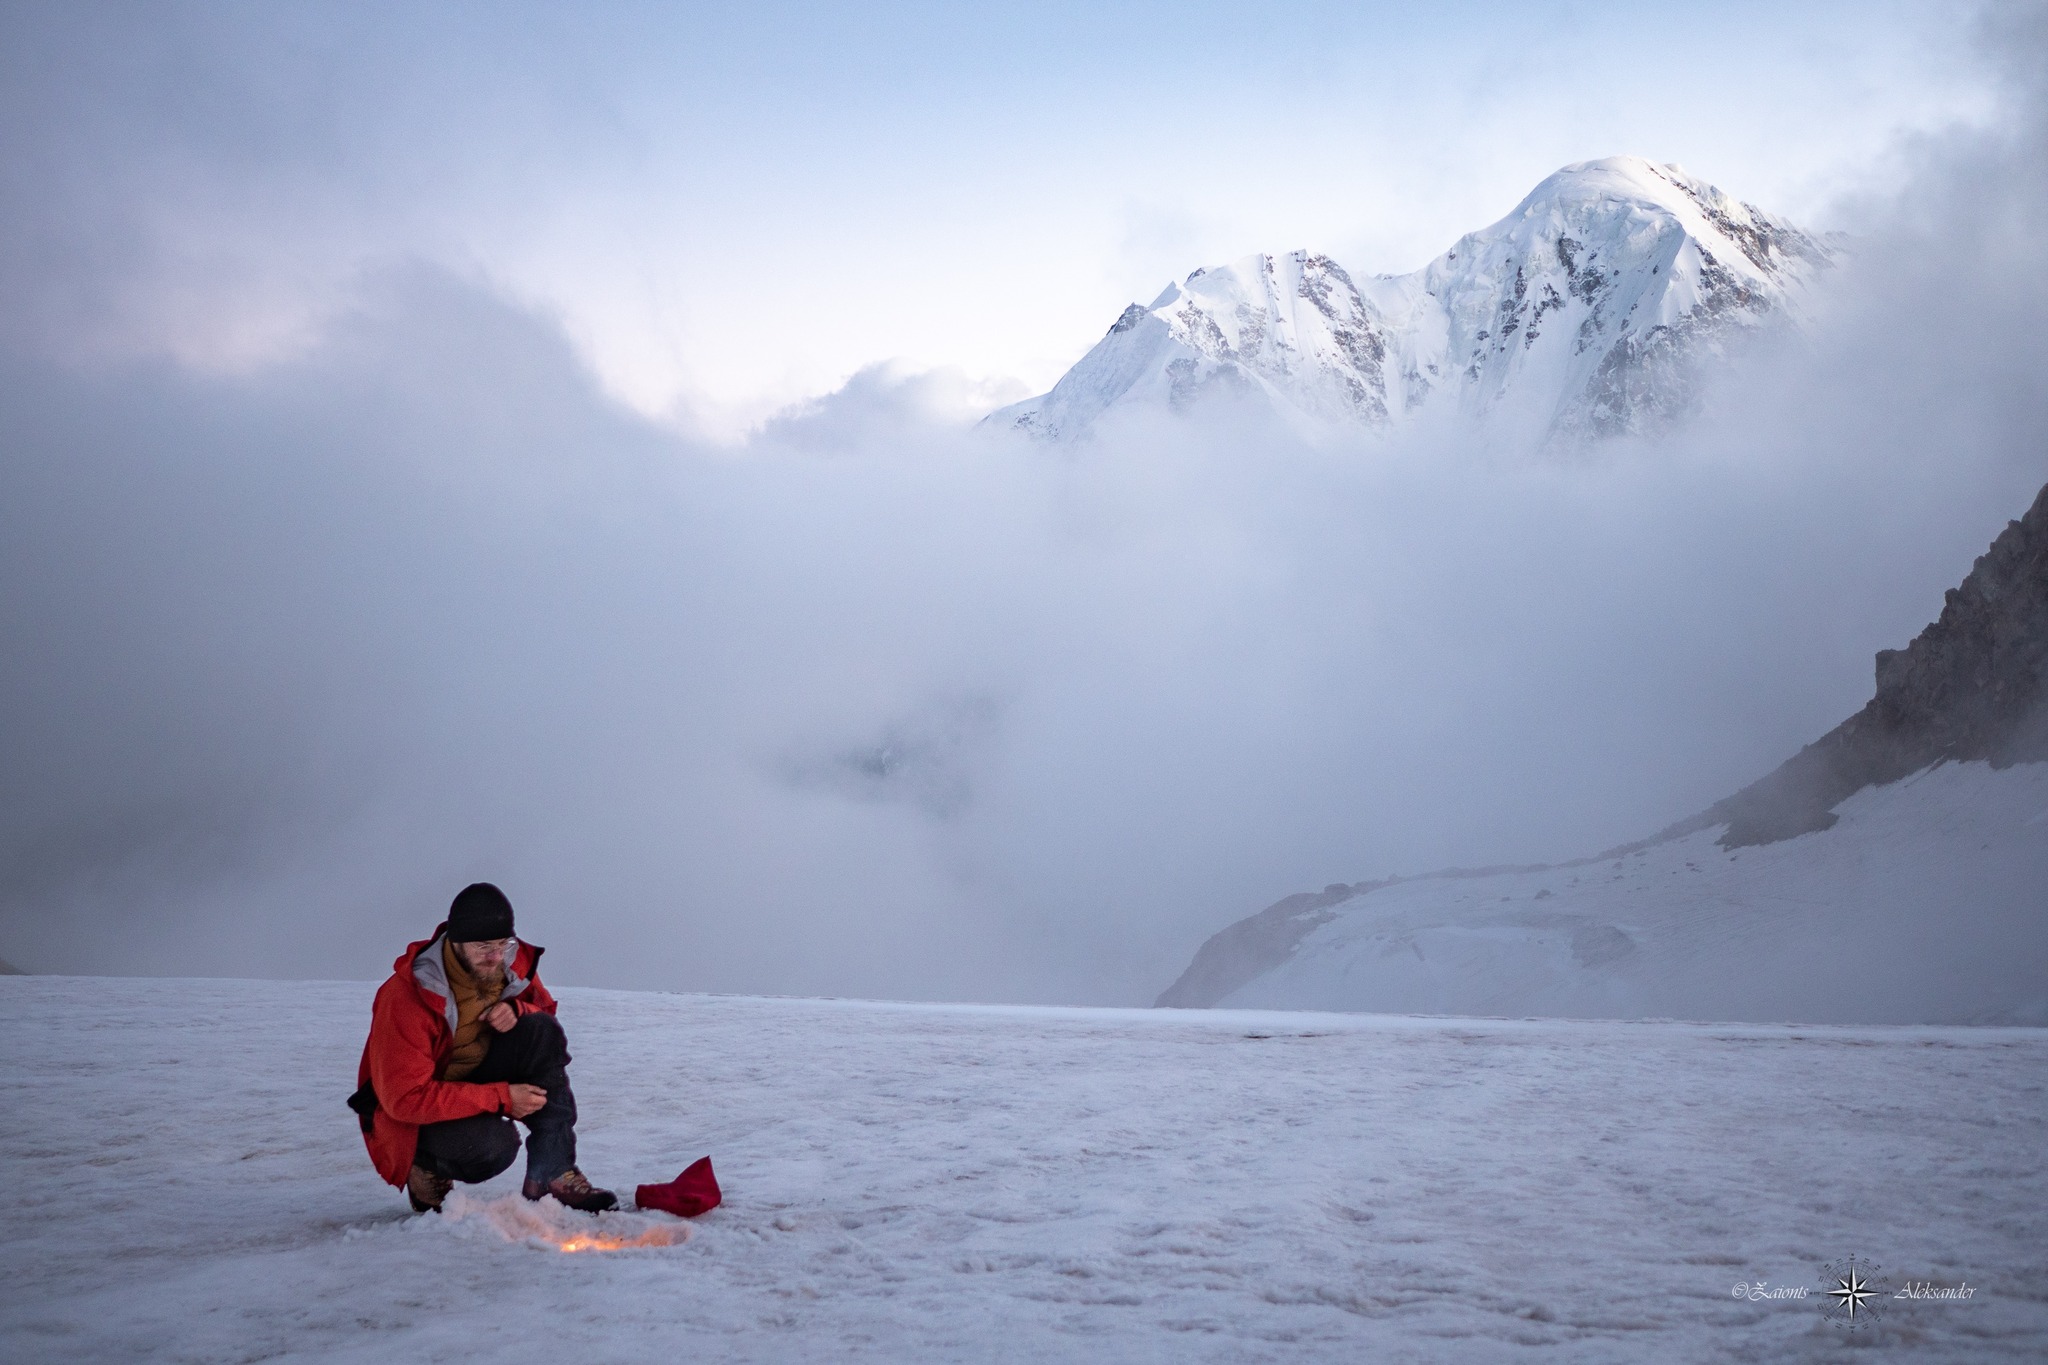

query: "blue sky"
xmin=0 ymin=1 xmax=2000 ymax=431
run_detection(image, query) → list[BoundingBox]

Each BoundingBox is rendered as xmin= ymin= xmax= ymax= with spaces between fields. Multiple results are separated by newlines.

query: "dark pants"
xmin=414 ymin=1012 xmax=579 ymax=1188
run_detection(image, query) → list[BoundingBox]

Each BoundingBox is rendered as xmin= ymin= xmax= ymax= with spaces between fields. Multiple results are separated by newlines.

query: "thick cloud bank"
xmin=4 ymin=17 xmax=2047 ymax=1003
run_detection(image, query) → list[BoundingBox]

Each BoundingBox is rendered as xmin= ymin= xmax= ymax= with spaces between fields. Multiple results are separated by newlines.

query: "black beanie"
xmin=447 ymin=882 xmax=515 ymax=942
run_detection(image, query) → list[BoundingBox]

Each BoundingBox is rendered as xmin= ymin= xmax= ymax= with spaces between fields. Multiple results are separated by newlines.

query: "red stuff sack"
xmin=635 ymin=1156 xmax=721 ymax=1217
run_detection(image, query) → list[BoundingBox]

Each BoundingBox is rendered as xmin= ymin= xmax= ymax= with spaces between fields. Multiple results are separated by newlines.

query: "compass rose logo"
xmin=1818 ymin=1255 xmax=1890 ymax=1329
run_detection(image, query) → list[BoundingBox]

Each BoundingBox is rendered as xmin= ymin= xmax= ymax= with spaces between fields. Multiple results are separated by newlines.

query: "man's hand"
xmin=505 ymin=1083 xmax=548 ymax=1119
xmin=481 ymin=1002 xmax=517 ymax=1033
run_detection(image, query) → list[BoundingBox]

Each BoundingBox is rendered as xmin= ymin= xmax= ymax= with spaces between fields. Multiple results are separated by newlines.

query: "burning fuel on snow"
xmin=440 ymin=1192 xmax=688 ymax=1254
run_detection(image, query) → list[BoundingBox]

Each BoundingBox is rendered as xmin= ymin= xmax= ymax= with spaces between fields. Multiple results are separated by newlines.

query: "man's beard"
xmin=474 ymin=958 xmax=506 ymax=997
xmin=459 ymin=949 xmax=507 ymax=998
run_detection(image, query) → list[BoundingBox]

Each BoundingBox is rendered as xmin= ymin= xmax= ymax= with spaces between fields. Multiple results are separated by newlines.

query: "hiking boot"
xmin=523 ymin=1166 xmax=618 ymax=1213
xmin=407 ymin=1164 xmax=453 ymax=1214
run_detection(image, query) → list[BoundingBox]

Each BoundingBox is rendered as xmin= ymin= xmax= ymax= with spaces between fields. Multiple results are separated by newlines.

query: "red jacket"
xmin=354 ymin=924 xmax=557 ymax=1187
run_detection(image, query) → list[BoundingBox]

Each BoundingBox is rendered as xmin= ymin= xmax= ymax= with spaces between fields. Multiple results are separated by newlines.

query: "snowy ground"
xmin=1221 ymin=759 xmax=2048 ymax=1024
xmin=2 ymin=978 xmax=2044 ymax=1362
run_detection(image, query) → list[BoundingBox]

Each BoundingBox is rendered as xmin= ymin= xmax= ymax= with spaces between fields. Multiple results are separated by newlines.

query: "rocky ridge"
xmin=1676 ymin=482 xmax=2048 ymax=846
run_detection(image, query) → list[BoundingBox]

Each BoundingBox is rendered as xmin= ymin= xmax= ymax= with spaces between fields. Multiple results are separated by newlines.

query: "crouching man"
xmin=350 ymin=882 xmax=617 ymax=1214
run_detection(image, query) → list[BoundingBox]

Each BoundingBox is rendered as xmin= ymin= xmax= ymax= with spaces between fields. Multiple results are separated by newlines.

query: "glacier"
xmin=2 ymin=977 xmax=2043 ymax=1361
xmin=987 ymin=156 xmax=1833 ymax=443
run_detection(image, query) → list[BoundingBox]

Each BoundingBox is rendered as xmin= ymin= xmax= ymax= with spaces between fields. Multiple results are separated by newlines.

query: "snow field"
xmin=1 ymin=977 xmax=2043 ymax=1362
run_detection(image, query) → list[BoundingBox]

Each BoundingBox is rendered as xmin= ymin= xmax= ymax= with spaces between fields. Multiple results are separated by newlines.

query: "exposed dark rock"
xmin=1663 ymin=481 xmax=2048 ymax=847
xmin=1107 ymin=304 xmax=1148 ymax=335
xmin=0 ymin=956 xmax=24 ymax=975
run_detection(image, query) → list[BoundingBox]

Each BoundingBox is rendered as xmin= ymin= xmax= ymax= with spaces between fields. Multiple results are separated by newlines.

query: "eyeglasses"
xmin=455 ymin=937 xmax=517 ymax=954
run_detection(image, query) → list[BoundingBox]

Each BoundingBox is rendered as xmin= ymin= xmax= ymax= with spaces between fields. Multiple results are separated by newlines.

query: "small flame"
xmin=553 ymin=1228 xmax=680 ymax=1253
xmin=439 ymin=1191 xmax=687 ymax=1253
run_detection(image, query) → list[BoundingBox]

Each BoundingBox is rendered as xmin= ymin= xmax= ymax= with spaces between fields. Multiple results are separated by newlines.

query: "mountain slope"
xmin=1157 ymin=482 xmax=2048 ymax=1023
xmin=989 ymin=156 xmax=1833 ymax=443
xmin=1672 ymin=482 xmax=2048 ymax=847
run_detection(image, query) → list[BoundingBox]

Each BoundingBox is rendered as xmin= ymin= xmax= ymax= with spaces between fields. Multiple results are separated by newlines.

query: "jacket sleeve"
xmin=513 ymin=972 xmax=558 ymax=1018
xmin=367 ymin=979 xmax=512 ymax=1126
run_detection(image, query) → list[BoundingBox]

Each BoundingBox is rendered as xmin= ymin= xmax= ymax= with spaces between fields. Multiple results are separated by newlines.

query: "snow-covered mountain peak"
xmin=1439 ymin=155 xmax=1825 ymax=307
xmin=988 ymin=156 xmax=1833 ymax=443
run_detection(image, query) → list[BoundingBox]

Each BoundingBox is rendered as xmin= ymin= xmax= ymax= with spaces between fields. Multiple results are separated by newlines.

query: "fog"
xmin=3 ymin=13 xmax=2046 ymax=1001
